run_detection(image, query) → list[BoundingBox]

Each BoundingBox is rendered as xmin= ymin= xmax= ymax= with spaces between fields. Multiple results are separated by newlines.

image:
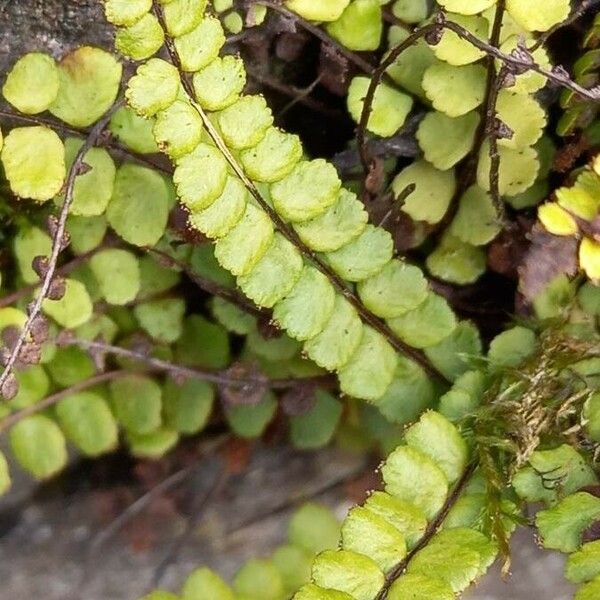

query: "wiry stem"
xmin=0 ymin=101 xmax=123 ymax=398
xmin=67 ymin=337 xmax=336 ymax=390
xmin=375 ymin=462 xmax=478 ymax=600
xmin=0 ymin=370 xmax=131 ymax=432
xmin=0 ymin=108 xmax=172 ymax=175
xmin=150 ymin=1 xmax=449 ymax=384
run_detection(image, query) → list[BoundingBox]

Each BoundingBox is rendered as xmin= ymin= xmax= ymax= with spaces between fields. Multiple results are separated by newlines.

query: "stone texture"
xmin=0 ymin=0 xmax=113 ymax=73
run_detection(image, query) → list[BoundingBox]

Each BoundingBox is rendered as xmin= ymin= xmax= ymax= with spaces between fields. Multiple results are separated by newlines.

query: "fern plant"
xmin=0 ymin=0 xmax=599 ymax=599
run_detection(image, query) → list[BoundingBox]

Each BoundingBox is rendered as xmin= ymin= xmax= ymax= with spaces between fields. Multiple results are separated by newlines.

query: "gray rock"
xmin=0 ymin=0 xmax=113 ymax=72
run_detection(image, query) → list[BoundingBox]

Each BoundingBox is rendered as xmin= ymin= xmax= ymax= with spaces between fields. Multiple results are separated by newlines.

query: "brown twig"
xmin=247 ymin=67 xmax=342 ymax=118
xmin=482 ymin=1 xmax=507 ymax=223
xmin=251 ymin=0 xmax=376 ymax=76
xmin=357 ymin=23 xmax=438 ymax=183
xmin=0 ymin=370 xmax=130 ymax=432
xmin=375 ymin=462 xmax=478 ymax=600
xmin=0 ymin=108 xmax=173 ymax=175
xmin=67 ymin=337 xmax=335 ymax=391
xmin=442 ymin=19 xmax=600 ymax=101
xmin=151 ymin=1 xmax=449 ymax=384
xmin=357 ymin=11 xmax=600 ymax=204
xmin=0 ymin=239 xmax=119 ymax=309
xmin=0 ymin=101 xmax=123 ymax=398
xmin=146 ymin=247 xmax=268 ymax=320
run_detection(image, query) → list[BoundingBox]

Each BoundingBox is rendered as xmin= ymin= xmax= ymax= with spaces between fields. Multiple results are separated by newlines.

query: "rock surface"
xmin=0 ymin=0 xmax=113 ymax=72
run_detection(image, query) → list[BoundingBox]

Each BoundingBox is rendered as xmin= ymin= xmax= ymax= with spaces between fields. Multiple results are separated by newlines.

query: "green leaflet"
xmin=163 ymin=377 xmax=214 ymax=435
xmin=140 ymin=592 xmax=178 ymax=600
xmin=174 ymin=143 xmax=228 ymax=211
xmin=536 ymin=492 xmax=600 ymax=553
xmin=49 ymin=47 xmax=122 ymax=127
xmin=240 ymin=127 xmax=303 ymax=183
xmin=1 ymin=126 xmax=66 ymax=202
xmin=233 ymin=559 xmax=284 ymax=600
xmin=392 ymin=160 xmax=456 ymax=225
xmin=405 ymin=410 xmax=468 ymax=483
xmin=311 ymin=550 xmax=385 ymax=600
xmin=448 ymin=185 xmax=501 ymax=246
xmin=566 ymin=541 xmax=600 ymax=584
xmin=13 ymin=224 xmax=52 ymax=284
xmin=110 ymin=374 xmax=163 ymax=434
xmin=273 ymin=265 xmax=335 ymax=341
xmin=10 ymin=366 xmax=50 ymax=410
xmin=439 ymin=369 xmax=487 ymax=422
xmin=387 ymin=574 xmax=453 ymax=600
xmin=289 ymin=502 xmax=341 ymax=555
xmin=55 ymin=392 xmax=118 ymax=457
xmin=182 ymin=567 xmax=234 ymax=600
xmin=303 ymin=295 xmax=363 ymax=371
xmin=89 ymin=249 xmax=140 ymax=305
xmin=115 ymin=13 xmax=165 ymax=61
xmin=175 ymin=15 xmax=225 ymax=72
xmin=337 ymin=327 xmax=397 ymax=400
xmin=176 ymin=314 xmax=230 ymax=369
xmin=163 ymin=0 xmax=207 ymax=37
xmin=212 ymin=297 xmax=256 ymax=335
xmin=373 ymin=357 xmax=437 ymax=425
xmin=388 ymin=293 xmax=457 ymax=349
xmin=3 ymin=52 xmax=59 ymax=115
xmin=290 ymin=390 xmax=343 ymax=449
xmin=417 ymin=111 xmax=480 ymax=171
xmin=364 ymin=491 xmax=427 ymax=549
xmin=126 ymin=58 xmax=180 ymax=117
xmin=46 ymin=346 xmax=95 ymax=387
xmin=272 ymin=544 xmax=313 ymax=594
xmin=576 ymin=578 xmax=600 ymax=600
xmin=225 ymin=393 xmax=277 ymax=439
xmin=406 ymin=528 xmax=497 ymax=592
xmin=104 ymin=0 xmax=153 ymax=27
xmin=153 ymin=100 xmax=204 ymax=159
xmin=294 ymin=585 xmax=354 ymax=600
xmin=422 ymin=63 xmax=487 ymax=118
xmin=127 ymin=429 xmax=179 ymax=459
xmin=238 ymin=234 xmax=303 ymax=308
xmin=487 ymin=326 xmax=537 ymax=371
xmin=425 ymin=321 xmax=482 ymax=382
xmin=42 ymin=278 xmax=93 ymax=328
xmin=107 ymin=164 xmax=171 ymax=246
xmin=214 ymin=203 xmax=274 ymax=277
xmin=134 ymin=298 xmax=186 ymax=343
xmin=357 ymin=260 xmax=428 ymax=319
xmin=60 ymin=138 xmax=116 ymax=217
xmin=10 ymin=415 xmax=68 ymax=479
xmin=325 ymin=225 xmax=394 ymax=282
xmin=0 ymin=452 xmax=11 ymax=497
xmin=341 ymin=506 xmax=407 ymax=573
xmin=188 ymin=176 xmax=248 ymax=239
xmin=326 ymin=0 xmax=383 ymax=51
xmin=382 ymin=445 xmax=449 ymax=520
xmin=193 ymin=56 xmax=246 ymax=111
xmin=271 ymin=159 xmax=341 ymax=223
xmin=347 ymin=76 xmax=413 ymax=137
xmin=217 ymin=95 xmax=274 ymax=150
xmin=293 ymin=189 xmax=368 ymax=253
xmin=109 ymin=106 xmax=159 ymax=154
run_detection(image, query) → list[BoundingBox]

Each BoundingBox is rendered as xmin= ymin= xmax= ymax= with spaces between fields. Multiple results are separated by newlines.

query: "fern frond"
xmin=108 ymin=0 xmax=486 ymax=403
